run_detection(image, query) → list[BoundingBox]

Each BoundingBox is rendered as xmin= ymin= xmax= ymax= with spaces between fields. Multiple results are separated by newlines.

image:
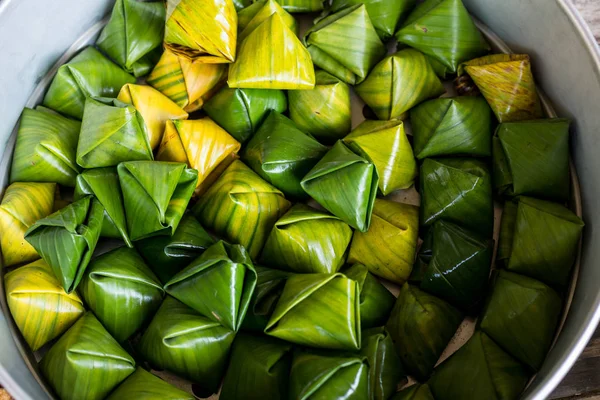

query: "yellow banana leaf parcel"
xmin=238 ymin=0 xmax=297 ymax=43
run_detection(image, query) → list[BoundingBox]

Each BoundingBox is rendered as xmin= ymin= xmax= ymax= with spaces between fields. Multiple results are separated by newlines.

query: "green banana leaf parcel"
xmin=276 ymin=0 xmax=325 ymax=12
xmin=10 ymin=107 xmax=81 ymax=187
xmin=40 ymin=312 xmax=136 ymax=400
xmin=106 ymin=367 xmax=194 ymax=400
xmin=42 ymin=46 xmax=135 ymax=119
xmin=24 ymin=196 xmax=104 ymax=293
xmin=79 ymin=246 xmax=165 ymax=342
xmin=361 ymin=327 xmax=405 ymax=400
xmin=261 ymin=204 xmax=353 ymax=274
xmin=165 ymin=241 xmax=257 ymax=332
xmin=391 ymin=384 xmax=435 ymax=400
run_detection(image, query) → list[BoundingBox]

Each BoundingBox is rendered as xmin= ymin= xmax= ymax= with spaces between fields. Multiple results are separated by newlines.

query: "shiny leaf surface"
xmin=106 ymin=367 xmax=194 ymax=400
xmin=242 ymin=266 xmax=292 ymax=332
xmin=361 ymin=327 xmax=405 ymax=400
xmin=276 ymin=0 xmax=324 ymax=12
xmin=344 ymin=264 xmax=395 ymax=329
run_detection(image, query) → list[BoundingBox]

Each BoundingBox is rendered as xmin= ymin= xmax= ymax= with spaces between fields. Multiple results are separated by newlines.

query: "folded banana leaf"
xmin=77 ymin=97 xmax=153 ymax=168
xmin=165 ymin=241 xmax=257 ymax=331
xmin=458 ymin=54 xmax=543 ymax=123
xmin=348 ymin=199 xmax=419 ymax=284
xmin=10 ymin=107 xmax=81 ymax=186
xmin=420 ymin=158 xmax=493 ymax=236
xmin=265 ymin=273 xmax=361 ymax=350
xmin=0 ymin=182 xmax=55 ymax=267
xmin=79 ymin=247 xmax=164 ymax=342
xmin=117 ymin=84 xmax=189 ymax=150
xmin=221 ymin=334 xmax=292 ymax=400
xmin=261 ymin=204 xmax=352 ymax=274
xmin=238 ymin=0 xmax=297 ymax=43
xmin=156 ymin=118 xmax=241 ymax=195
xmin=43 ymin=47 xmax=135 ymax=119
xmin=203 ymin=87 xmax=288 ymax=143
xmin=96 ymin=0 xmax=165 ymax=77
xmin=304 ymin=4 xmax=386 ymax=85
xmin=493 ymin=119 xmax=570 ymax=202
xmin=418 ymin=221 xmax=493 ymax=309
xmin=344 ymin=119 xmax=417 ymax=195
xmin=386 ymin=283 xmax=463 ymax=381
xmin=192 ymin=160 xmax=291 ymax=259
xmin=237 ymin=1 xmax=266 ymax=30
xmin=288 ymin=70 xmax=351 ymax=144
xmin=137 ymin=296 xmax=235 ymax=394
xmin=480 ymin=270 xmax=561 ymax=371
xmin=395 ymin=0 xmax=490 ymax=73
xmin=331 ymin=0 xmax=417 ymax=40
xmin=241 ymin=266 xmax=292 ymax=332
xmin=233 ymin=0 xmax=252 ymax=10
xmin=107 ymin=367 xmax=194 ymax=400
xmin=229 ymin=13 xmax=315 ymax=89
xmin=5 ymin=259 xmax=84 ymax=351
xmin=117 ymin=161 xmax=198 ymax=241
xmin=344 ymin=264 xmax=395 ymax=329
xmin=498 ymin=196 xmax=584 ymax=287
xmin=24 ymin=196 xmax=103 ymax=293
xmin=74 ymin=168 xmax=131 ymax=246
xmin=361 ymin=327 xmax=405 ymax=400
xmin=428 ymin=331 xmax=529 ymax=400
xmin=427 ymin=55 xmax=452 ymax=79
xmin=391 ymin=384 xmax=435 ymax=400
xmin=135 ymin=214 xmax=215 ymax=284
xmin=276 ymin=0 xmax=324 ymax=12
xmin=147 ymin=48 xmax=227 ymax=112
xmin=242 ymin=112 xmax=329 ymax=199
xmin=290 ymin=349 xmax=369 ymax=399
xmin=410 ymin=96 xmax=493 ymax=159
xmin=164 ymin=0 xmax=237 ymax=63
xmin=355 ymin=49 xmax=445 ymax=120
xmin=40 ymin=312 xmax=136 ymax=400
xmin=301 ymin=141 xmax=378 ymax=232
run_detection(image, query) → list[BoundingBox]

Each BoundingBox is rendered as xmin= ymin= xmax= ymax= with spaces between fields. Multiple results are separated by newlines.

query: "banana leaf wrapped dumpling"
xmin=164 ymin=0 xmax=237 ymax=63
xmin=458 ymin=54 xmax=543 ymax=123
xmin=165 ymin=241 xmax=257 ymax=331
xmin=229 ymin=13 xmax=315 ymax=89
xmin=498 ymin=196 xmax=584 ymax=287
xmin=135 ymin=214 xmax=215 ymax=284
xmin=395 ymin=0 xmax=490 ymax=73
xmin=386 ymin=283 xmax=463 ymax=381
xmin=304 ymin=4 xmax=386 ymax=85
xmin=42 ymin=47 xmax=135 ymax=119
xmin=288 ymin=70 xmax=352 ymax=144
xmin=420 ymin=158 xmax=493 ymax=236
xmin=348 ymin=199 xmax=419 ymax=284
xmin=261 ymin=204 xmax=353 ymax=274
xmin=410 ymin=96 xmax=493 ymax=159
xmin=355 ymin=49 xmax=445 ymax=120
xmin=117 ymin=84 xmax=189 ymax=150
xmin=221 ymin=334 xmax=292 ymax=400
xmin=40 ymin=312 xmax=136 ymax=400
xmin=238 ymin=0 xmax=297 ymax=43
xmin=204 ymin=87 xmax=288 ymax=143
xmin=418 ymin=221 xmax=493 ymax=309
xmin=24 ymin=196 xmax=103 ymax=293
xmin=266 ymin=273 xmax=361 ymax=350
xmin=480 ymin=270 xmax=561 ymax=371
xmin=493 ymin=119 xmax=570 ymax=201
xmin=147 ymin=48 xmax=227 ymax=112
xmin=107 ymin=367 xmax=194 ymax=400
xmin=77 ymin=97 xmax=153 ymax=169
xmin=290 ymin=349 xmax=369 ymax=399
xmin=118 ymin=161 xmax=198 ymax=241
xmin=5 ymin=259 xmax=85 ymax=351
xmin=242 ymin=112 xmax=328 ymax=199
xmin=0 ymin=182 xmax=56 ymax=267
xmin=138 ymin=296 xmax=235 ymax=394
xmin=79 ymin=247 xmax=165 ymax=342
xmin=96 ymin=0 xmax=165 ymax=77
xmin=157 ymin=118 xmax=241 ymax=195
xmin=301 ymin=141 xmax=378 ymax=232
xmin=391 ymin=384 xmax=435 ymax=400
xmin=343 ymin=119 xmax=418 ymax=195
xmin=10 ymin=107 xmax=81 ymax=186
xmin=361 ymin=327 xmax=405 ymax=400
xmin=428 ymin=331 xmax=529 ymax=400
xmin=192 ymin=160 xmax=291 ymax=259
xmin=344 ymin=264 xmax=395 ymax=329
xmin=74 ymin=168 xmax=131 ymax=246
